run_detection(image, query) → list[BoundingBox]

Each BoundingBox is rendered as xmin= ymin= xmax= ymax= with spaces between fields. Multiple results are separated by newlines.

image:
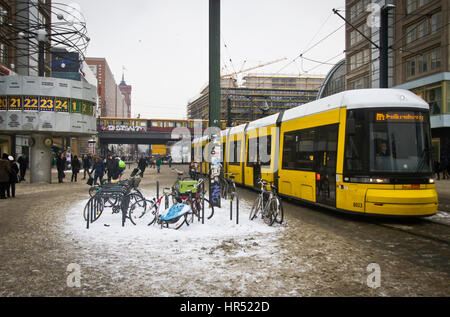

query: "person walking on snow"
xmin=71 ymin=155 xmax=80 ymax=182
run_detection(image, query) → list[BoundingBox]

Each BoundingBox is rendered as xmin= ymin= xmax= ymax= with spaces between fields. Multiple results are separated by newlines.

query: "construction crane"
xmin=221 ymin=57 xmax=288 ymax=79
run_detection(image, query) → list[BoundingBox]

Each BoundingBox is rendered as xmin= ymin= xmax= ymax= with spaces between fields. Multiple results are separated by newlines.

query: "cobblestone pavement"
xmin=0 ymin=165 xmax=449 ymax=297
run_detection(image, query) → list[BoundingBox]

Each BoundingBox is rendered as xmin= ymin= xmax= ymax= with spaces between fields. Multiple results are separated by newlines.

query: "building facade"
xmin=86 ymin=57 xmax=129 ymax=118
xmin=187 ymin=74 xmax=324 ymax=126
xmin=345 ymin=0 xmax=449 ymax=161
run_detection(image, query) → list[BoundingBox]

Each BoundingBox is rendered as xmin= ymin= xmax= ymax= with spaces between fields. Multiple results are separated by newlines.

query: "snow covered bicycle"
xmin=249 ymin=178 xmax=284 ymax=226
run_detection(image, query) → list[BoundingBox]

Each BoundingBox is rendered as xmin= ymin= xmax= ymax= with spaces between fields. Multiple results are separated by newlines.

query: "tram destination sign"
xmin=376 ymin=112 xmax=425 ymax=122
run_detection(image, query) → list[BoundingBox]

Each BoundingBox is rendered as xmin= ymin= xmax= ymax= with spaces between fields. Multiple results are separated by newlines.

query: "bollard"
xmin=201 ymin=181 xmax=205 ymax=224
xmin=230 ymin=195 xmax=232 ymax=221
xmin=236 ymin=193 xmax=239 ymax=225
xmin=156 ymin=181 xmax=159 ymax=201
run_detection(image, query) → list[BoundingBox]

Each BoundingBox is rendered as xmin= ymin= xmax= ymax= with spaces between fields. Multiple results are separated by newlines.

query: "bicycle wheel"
xmin=221 ymin=179 xmax=229 ymax=199
xmin=249 ymin=196 xmax=262 ymax=220
xmin=228 ymin=182 xmax=236 ymax=201
xmin=128 ymin=198 xmax=154 ymax=226
xmin=83 ymin=196 xmax=104 ymax=222
xmin=263 ymin=200 xmax=277 ymax=226
xmin=89 ymin=185 xmax=99 ymax=197
xmin=195 ymin=197 xmax=214 ymax=220
xmin=273 ymin=197 xmax=284 ymax=224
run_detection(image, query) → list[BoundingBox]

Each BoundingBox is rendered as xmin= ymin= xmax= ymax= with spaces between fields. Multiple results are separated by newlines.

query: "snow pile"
xmin=65 ymin=190 xmax=281 ymax=241
xmin=62 ymin=191 xmax=285 ymax=296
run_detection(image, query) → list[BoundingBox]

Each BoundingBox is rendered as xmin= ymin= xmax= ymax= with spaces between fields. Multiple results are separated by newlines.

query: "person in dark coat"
xmin=56 ymin=153 xmax=66 ymax=183
xmin=7 ymin=156 xmax=19 ymax=198
xmin=138 ymin=155 xmax=147 ymax=177
xmin=92 ymin=157 xmax=105 ymax=186
xmin=434 ymin=158 xmax=440 ymax=180
xmin=71 ymin=155 xmax=80 ymax=182
xmin=441 ymin=155 xmax=448 ymax=180
xmin=17 ymin=154 xmax=28 ymax=182
xmin=82 ymin=154 xmax=91 ymax=180
xmin=106 ymin=155 xmax=118 ymax=183
xmin=0 ymin=154 xmax=12 ymax=199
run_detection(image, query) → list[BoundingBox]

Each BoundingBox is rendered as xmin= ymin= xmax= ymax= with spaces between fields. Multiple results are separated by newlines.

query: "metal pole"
xmin=38 ymin=41 xmax=45 ymax=77
xmin=209 ymin=0 xmax=221 ymax=208
xmin=379 ymin=5 xmax=393 ymax=89
xmin=230 ymin=196 xmax=233 ymax=221
xmin=156 ymin=181 xmax=159 ymax=201
xmin=236 ymin=194 xmax=239 ymax=225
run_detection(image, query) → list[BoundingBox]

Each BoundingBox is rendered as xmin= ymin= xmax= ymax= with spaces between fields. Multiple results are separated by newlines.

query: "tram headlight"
xmin=429 ymin=178 xmax=435 ymax=184
xmin=368 ymin=178 xmax=389 ymax=183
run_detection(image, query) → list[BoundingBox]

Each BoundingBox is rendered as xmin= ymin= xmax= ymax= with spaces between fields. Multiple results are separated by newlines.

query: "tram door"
xmin=315 ymin=125 xmax=339 ymax=207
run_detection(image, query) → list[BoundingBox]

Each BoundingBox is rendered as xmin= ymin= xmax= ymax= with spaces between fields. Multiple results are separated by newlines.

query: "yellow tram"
xmin=193 ymin=89 xmax=438 ymax=217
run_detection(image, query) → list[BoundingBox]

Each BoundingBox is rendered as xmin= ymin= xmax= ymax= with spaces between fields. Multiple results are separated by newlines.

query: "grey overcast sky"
xmin=64 ymin=0 xmax=346 ymax=119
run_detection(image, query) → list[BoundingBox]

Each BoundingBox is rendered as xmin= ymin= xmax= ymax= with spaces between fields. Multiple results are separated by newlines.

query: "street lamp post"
xmin=36 ymin=29 xmax=47 ymax=77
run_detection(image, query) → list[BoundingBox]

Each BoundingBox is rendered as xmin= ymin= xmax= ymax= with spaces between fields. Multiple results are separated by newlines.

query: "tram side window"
xmin=297 ymin=130 xmax=315 ymax=170
xmin=260 ymin=135 xmax=272 ymax=167
xmin=248 ymin=135 xmax=272 ymax=167
xmin=282 ymin=130 xmax=314 ymax=171
xmin=229 ymin=139 xmax=241 ymax=165
xmin=282 ymin=132 xmax=297 ymax=169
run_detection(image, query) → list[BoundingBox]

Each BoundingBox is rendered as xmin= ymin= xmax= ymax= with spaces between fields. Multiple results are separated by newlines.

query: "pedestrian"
xmin=138 ymin=154 xmax=147 ymax=177
xmin=168 ymin=156 xmax=172 ymax=168
xmin=434 ymin=158 xmax=440 ymax=180
xmin=17 ymin=153 xmax=28 ymax=182
xmin=106 ymin=155 xmax=118 ymax=183
xmin=118 ymin=157 xmax=126 ymax=178
xmin=7 ymin=155 xmax=19 ymax=198
xmin=71 ymin=155 xmax=80 ymax=182
xmin=441 ymin=155 xmax=448 ymax=180
xmin=156 ymin=157 xmax=162 ymax=173
xmin=56 ymin=153 xmax=66 ymax=183
xmin=92 ymin=157 xmax=105 ymax=186
xmin=82 ymin=155 xmax=90 ymax=180
xmin=0 ymin=153 xmax=12 ymax=199
xmin=447 ymin=154 xmax=450 ymax=180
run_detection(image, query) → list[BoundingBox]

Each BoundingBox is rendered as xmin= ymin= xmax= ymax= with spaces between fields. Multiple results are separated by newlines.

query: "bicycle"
xmin=180 ymin=178 xmax=215 ymax=221
xmin=128 ymin=187 xmax=175 ymax=226
xmin=171 ymin=168 xmax=205 ymax=203
xmin=249 ymin=178 xmax=284 ymax=226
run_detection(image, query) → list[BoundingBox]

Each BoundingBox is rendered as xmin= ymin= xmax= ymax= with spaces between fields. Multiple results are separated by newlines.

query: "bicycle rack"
xmin=229 ymin=193 xmax=239 ymax=225
xmin=85 ymin=183 xmax=132 ymax=229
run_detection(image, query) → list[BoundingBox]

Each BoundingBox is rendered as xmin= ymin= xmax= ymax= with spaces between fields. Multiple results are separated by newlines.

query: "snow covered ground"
xmin=63 ymin=191 xmax=285 ymax=296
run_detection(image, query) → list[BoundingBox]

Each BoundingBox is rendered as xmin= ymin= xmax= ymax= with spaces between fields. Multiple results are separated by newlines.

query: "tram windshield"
xmin=344 ymin=109 xmax=433 ymax=176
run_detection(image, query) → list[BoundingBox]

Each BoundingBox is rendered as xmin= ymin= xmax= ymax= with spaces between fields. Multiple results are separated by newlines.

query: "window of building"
xmin=406 ymin=48 xmax=441 ymax=79
xmin=0 ymin=6 xmax=7 ymax=24
xmin=426 ymin=86 xmax=442 ymax=115
xmin=418 ymin=54 xmax=428 ymax=73
xmin=349 ymin=0 xmax=370 ymax=22
xmin=350 ymin=24 xmax=370 ymax=47
xmin=407 ymin=0 xmax=417 ymax=14
xmin=0 ymin=42 xmax=5 ymax=65
xmin=406 ymin=58 xmax=416 ymax=77
xmin=431 ymin=12 xmax=442 ymax=34
xmin=407 ymin=0 xmax=430 ymax=14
